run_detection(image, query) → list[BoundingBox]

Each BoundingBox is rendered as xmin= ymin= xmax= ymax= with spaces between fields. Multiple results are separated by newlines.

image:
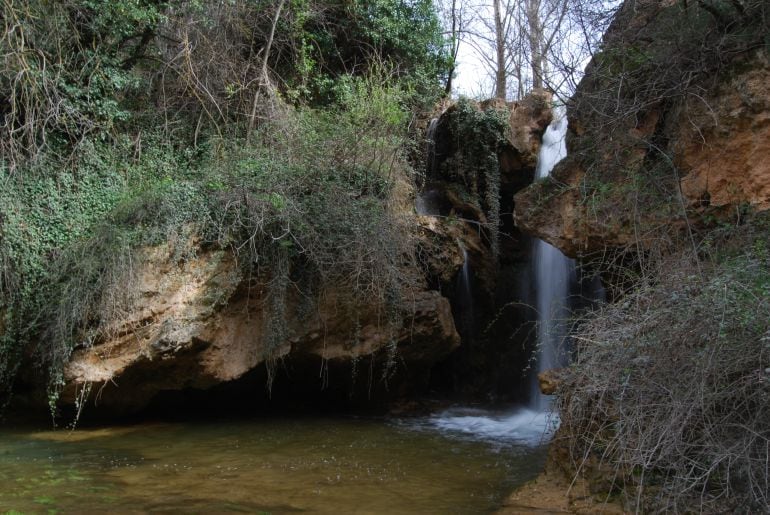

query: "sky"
xmin=441 ymin=0 xmax=617 ymax=102
xmin=443 ymin=1 xmax=497 ymax=99
xmin=452 ymin=38 xmax=495 ymax=98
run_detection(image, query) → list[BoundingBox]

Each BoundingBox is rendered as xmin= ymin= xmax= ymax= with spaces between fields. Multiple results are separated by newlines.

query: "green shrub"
xmin=0 ymin=73 xmax=417 ymax=411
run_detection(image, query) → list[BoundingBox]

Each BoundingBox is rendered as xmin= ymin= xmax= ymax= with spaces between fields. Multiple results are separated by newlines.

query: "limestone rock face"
xmin=423 ymin=90 xmax=552 ymax=260
xmin=514 ymin=5 xmax=770 ymax=257
xmin=432 ymin=91 xmax=552 ymax=197
xmin=676 ymin=52 xmax=770 ymax=211
xmin=58 ymin=91 xmax=554 ymax=414
xmin=415 ymin=92 xmax=553 ymax=398
xmin=61 ymin=243 xmax=459 ymax=412
xmin=506 ymin=88 xmax=554 ymax=169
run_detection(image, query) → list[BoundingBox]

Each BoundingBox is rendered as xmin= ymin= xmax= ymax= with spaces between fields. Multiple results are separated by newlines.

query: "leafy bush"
xmin=302 ymin=0 xmax=448 ymax=106
xmin=1 ymin=0 xmax=448 ymax=169
xmin=0 ymin=72 xmax=416 ymax=410
xmin=0 ymin=0 xmax=161 ymax=167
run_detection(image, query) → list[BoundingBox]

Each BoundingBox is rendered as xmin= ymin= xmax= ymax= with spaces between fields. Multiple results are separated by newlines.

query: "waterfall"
xmin=425 ymin=117 xmax=439 ymax=177
xmin=415 ymin=189 xmax=442 ymax=216
xmin=530 ymin=112 xmax=575 ymax=411
xmin=416 ymin=118 xmax=444 ymax=217
xmin=456 ymin=247 xmax=474 ymax=343
xmin=413 ymin=110 xmax=574 ymax=446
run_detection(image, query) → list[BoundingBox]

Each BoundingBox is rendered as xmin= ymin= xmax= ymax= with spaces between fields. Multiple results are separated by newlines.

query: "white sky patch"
xmin=441 ymin=0 xmax=620 ymax=102
xmin=452 ymin=39 xmax=495 ymax=99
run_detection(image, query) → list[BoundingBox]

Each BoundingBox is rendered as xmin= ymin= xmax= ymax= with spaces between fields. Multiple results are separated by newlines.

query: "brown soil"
xmin=499 ymin=471 xmax=627 ymax=515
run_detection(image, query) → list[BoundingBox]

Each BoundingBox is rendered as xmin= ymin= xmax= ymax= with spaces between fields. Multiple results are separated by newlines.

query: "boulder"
xmin=538 ymin=368 xmax=563 ymax=395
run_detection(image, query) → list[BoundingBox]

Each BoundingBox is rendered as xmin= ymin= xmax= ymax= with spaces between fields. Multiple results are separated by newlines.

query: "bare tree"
xmin=525 ymin=0 xmax=545 ymax=89
xmin=492 ymin=0 xmax=507 ymax=98
xmin=444 ymin=0 xmax=619 ymax=101
xmin=437 ymin=0 xmax=477 ymax=95
xmin=458 ymin=0 xmax=518 ymax=99
xmin=248 ymin=0 xmax=286 ymax=140
xmin=444 ymin=0 xmax=460 ymax=94
xmin=537 ymin=0 xmax=620 ymax=101
xmin=519 ymin=0 xmax=571 ymax=94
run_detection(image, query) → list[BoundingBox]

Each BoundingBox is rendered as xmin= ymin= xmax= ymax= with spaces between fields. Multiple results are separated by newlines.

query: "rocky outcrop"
xmin=423 ymin=90 xmax=551 ymax=262
xmin=500 ymin=432 xmax=627 ymax=515
xmin=501 ymin=89 xmax=554 ymax=171
xmin=427 ymin=90 xmax=552 ymax=208
xmin=675 ymin=52 xmax=770 ymax=211
xmin=55 ymin=91 xmax=554 ymax=414
xmin=61 ymin=242 xmax=459 ymax=413
xmin=514 ymin=1 xmax=770 ymax=257
xmin=511 ymin=1 xmax=770 ymax=511
xmin=416 ymin=91 xmax=552 ymax=399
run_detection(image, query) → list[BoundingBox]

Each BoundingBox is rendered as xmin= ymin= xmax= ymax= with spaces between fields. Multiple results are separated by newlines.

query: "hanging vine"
xmin=444 ymin=99 xmax=509 ymax=262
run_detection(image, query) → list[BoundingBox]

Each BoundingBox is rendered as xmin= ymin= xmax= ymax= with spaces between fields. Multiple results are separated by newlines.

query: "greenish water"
xmin=0 ymin=414 xmax=547 ymax=514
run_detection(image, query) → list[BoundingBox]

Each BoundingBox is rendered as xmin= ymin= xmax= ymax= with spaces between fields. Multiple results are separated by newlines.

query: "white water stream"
xmin=456 ymin=247 xmax=474 ymax=341
xmin=530 ymin=112 xmax=574 ymax=411
xmin=415 ymin=110 xmax=572 ymax=446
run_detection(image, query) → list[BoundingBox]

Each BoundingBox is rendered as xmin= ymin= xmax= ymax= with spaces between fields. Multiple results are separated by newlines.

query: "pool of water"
xmin=0 ymin=411 xmax=548 ymax=513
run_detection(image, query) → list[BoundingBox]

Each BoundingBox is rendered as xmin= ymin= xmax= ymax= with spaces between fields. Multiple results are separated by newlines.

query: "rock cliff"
xmin=418 ymin=91 xmax=552 ymax=398
xmin=55 ymin=92 xmax=552 ymax=414
xmin=514 ymin=1 xmax=770 ymax=257
xmin=510 ymin=0 xmax=770 ymax=511
xmin=60 ymin=241 xmax=459 ymax=413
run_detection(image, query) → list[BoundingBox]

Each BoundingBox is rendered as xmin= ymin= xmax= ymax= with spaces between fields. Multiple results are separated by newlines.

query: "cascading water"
xmin=530 ymin=112 xmax=575 ymax=411
xmin=425 ymin=117 xmax=439 ymax=177
xmin=456 ymin=247 xmax=474 ymax=341
xmin=412 ymin=110 xmax=573 ymax=447
xmin=416 ymin=117 xmax=444 ymax=217
xmin=415 ymin=189 xmax=442 ymax=216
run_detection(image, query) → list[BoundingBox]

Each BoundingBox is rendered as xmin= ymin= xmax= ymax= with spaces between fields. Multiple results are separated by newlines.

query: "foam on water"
xmin=404 ymin=407 xmax=559 ymax=447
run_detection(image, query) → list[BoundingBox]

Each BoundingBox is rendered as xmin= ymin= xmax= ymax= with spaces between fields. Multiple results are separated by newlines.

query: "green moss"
xmin=441 ymin=98 xmax=510 ymax=260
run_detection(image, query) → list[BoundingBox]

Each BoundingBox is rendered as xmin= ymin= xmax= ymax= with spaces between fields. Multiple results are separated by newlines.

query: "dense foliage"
xmin=301 ymin=0 xmax=448 ymax=103
xmin=0 ymin=0 xmax=448 ymax=410
xmin=559 ymin=218 xmax=770 ymax=512
xmin=541 ymin=1 xmax=770 ymax=511
xmin=0 ymin=0 xmax=448 ymax=165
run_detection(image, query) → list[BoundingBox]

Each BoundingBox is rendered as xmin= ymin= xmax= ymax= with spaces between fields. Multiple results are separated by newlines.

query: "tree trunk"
xmin=248 ymin=0 xmax=286 ymax=140
xmin=526 ymin=0 xmax=544 ymax=89
xmin=445 ymin=0 xmax=458 ymax=95
xmin=493 ymin=0 xmax=506 ymax=99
